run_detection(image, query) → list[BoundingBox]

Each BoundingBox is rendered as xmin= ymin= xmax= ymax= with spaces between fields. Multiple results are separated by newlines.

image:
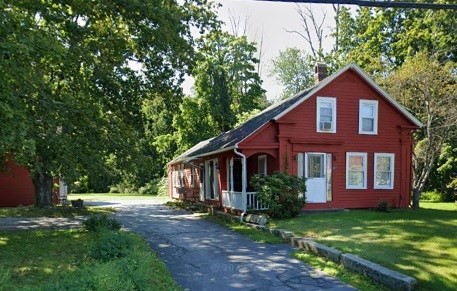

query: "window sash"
xmin=374 ymin=153 xmax=394 ymax=189
xmin=359 ymin=100 xmax=378 ymax=134
xmin=317 ymin=97 xmax=336 ymax=133
xmin=346 ymin=153 xmax=367 ymax=189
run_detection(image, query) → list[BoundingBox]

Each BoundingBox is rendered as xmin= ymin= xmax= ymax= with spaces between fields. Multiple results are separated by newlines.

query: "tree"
xmin=382 ymin=53 xmax=457 ymax=209
xmin=269 ymin=48 xmax=315 ymax=99
xmin=192 ymin=30 xmax=266 ymax=133
xmin=286 ymin=4 xmax=328 ymax=61
xmin=0 ymin=0 xmax=217 ymax=205
xmin=337 ymin=6 xmax=457 ymax=76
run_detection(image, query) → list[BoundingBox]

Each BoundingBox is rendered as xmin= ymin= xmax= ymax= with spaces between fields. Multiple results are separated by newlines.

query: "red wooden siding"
xmin=168 ymin=68 xmax=417 ymax=210
xmin=0 ymin=159 xmax=35 ymax=207
xmin=272 ymin=70 xmax=415 ymax=209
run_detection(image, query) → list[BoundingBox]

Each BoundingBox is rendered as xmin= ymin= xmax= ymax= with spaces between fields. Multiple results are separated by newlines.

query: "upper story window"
xmin=374 ymin=153 xmax=395 ymax=189
xmin=359 ymin=100 xmax=378 ymax=135
xmin=317 ymin=97 xmax=336 ymax=133
xmin=346 ymin=152 xmax=367 ymax=189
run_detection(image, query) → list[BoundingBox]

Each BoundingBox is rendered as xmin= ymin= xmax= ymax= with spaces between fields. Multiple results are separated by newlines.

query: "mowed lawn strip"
xmin=270 ymin=202 xmax=457 ymax=290
xmin=0 ymin=205 xmax=115 ymax=218
xmin=68 ymin=193 xmax=170 ymax=201
xmin=0 ymin=229 xmax=180 ymax=290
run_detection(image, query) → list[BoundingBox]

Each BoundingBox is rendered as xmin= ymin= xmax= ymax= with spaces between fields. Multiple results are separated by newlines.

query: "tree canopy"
xmin=0 ymin=0 xmax=217 ymax=205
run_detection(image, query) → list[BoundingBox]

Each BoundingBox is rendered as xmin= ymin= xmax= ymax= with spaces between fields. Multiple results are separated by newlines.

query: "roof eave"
xmin=167 ymin=146 xmax=235 ymax=166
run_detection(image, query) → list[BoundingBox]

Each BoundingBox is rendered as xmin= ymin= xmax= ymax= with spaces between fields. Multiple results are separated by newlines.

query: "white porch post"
xmin=234 ymin=146 xmax=247 ymax=213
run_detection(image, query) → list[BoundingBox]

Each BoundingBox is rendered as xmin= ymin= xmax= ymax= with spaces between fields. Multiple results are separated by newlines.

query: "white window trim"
xmin=346 ymin=152 xmax=367 ymax=189
xmin=258 ymin=155 xmax=267 ymax=175
xmin=316 ymin=97 xmax=337 ymax=133
xmin=359 ymin=99 xmax=378 ymax=135
xmin=374 ymin=153 xmax=395 ymax=189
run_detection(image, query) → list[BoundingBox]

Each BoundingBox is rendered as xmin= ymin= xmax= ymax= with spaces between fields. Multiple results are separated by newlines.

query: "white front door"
xmin=305 ymin=153 xmax=327 ymax=203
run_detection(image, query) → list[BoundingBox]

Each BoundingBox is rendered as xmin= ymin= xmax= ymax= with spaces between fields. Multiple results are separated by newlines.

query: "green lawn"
xmin=0 ymin=205 xmax=115 ymax=218
xmin=270 ymin=202 xmax=457 ymax=290
xmin=0 ymin=229 xmax=180 ymax=290
xmin=68 ymin=193 xmax=170 ymax=201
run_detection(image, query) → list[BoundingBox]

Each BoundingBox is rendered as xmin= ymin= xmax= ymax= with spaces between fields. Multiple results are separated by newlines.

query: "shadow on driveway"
xmin=115 ymin=203 xmax=354 ymax=291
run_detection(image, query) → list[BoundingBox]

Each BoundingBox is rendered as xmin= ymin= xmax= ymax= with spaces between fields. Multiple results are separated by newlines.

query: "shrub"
xmin=375 ymin=200 xmax=389 ymax=212
xmin=71 ymin=175 xmax=90 ymax=193
xmin=156 ymin=177 xmax=169 ymax=196
xmin=89 ymin=231 xmax=134 ymax=261
xmin=83 ymin=214 xmax=122 ymax=232
xmin=251 ymin=171 xmax=305 ymax=219
xmin=420 ymin=190 xmax=455 ymax=202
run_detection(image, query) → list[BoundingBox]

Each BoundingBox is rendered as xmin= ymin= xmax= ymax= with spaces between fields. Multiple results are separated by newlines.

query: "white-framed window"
xmin=258 ymin=155 xmax=267 ymax=175
xmin=374 ymin=153 xmax=395 ymax=189
xmin=317 ymin=97 xmax=337 ymax=133
xmin=346 ymin=152 xmax=367 ymax=189
xmin=359 ymin=100 xmax=378 ymax=134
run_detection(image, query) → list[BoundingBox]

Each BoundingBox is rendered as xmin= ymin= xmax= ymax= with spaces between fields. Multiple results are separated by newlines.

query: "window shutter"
xmin=297 ymin=153 xmax=304 ymax=178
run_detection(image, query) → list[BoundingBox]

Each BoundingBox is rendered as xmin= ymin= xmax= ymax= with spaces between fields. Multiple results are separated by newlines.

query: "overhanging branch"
xmin=255 ymin=0 xmax=457 ymax=10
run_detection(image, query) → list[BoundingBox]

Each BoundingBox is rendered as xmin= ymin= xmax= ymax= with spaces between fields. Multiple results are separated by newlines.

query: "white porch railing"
xmin=246 ymin=192 xmax=269 ymax=210
xmin=222 ymin=191 xmax=268 ymax=211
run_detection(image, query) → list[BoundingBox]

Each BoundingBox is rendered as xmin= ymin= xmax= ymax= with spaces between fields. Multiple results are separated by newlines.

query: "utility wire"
xmin=255 ymin=0 xmax=457 ymax=10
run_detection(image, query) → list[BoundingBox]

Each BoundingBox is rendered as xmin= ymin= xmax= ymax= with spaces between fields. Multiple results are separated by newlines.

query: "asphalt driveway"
xmin=113 ymin=201 xmax=354 ymax=291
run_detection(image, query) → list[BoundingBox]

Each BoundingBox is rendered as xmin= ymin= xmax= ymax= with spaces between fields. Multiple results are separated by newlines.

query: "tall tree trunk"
xmin=34 ymin=170 xmax=54 ymax=207
xmin=412 ymin=188 xmax=421 ymax=210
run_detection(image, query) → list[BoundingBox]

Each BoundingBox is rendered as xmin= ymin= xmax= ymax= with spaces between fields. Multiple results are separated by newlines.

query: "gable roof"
xmin=169 ymin=63 xmax=422 ymax=165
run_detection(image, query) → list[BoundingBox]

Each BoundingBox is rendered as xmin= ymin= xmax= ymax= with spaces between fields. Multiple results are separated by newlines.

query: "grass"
xmin=0 ymin=229 xmax=180 ymax=290
xmin=270 ymin=201 xmax=457 ymax=290
xmin=205 ymin=214 xmax=286 ymax=244
xmin=0 ymin=205 xmax=116 ymax=218
xmin=293 ymin=251 xmax=387 ymax=291
xmin=68 ymin=193 xmax=170 ymax=201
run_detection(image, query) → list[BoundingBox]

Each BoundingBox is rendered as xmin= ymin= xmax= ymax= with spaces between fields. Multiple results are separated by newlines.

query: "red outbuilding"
xmin=0 ymin=157 xmax=69 ymax=207
xmin=0 ymin=157 xmax=35 ymax=206
xmin=167 ymin=63 xmax=422 ymax=212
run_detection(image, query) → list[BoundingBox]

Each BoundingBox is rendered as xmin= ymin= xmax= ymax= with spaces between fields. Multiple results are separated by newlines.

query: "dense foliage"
xmin=0 ymin=0 xmax=217 ymax=203
xmin=251 ymin=172 xmax=305 ymax=219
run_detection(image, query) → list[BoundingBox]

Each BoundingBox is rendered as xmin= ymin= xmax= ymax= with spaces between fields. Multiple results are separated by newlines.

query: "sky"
xmin=184 ymin=0 xmax=339 ymax=101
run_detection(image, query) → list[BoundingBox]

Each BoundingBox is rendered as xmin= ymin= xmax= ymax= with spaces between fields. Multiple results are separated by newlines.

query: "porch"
xmin=222 ymin=190 xmax=268 ymax=211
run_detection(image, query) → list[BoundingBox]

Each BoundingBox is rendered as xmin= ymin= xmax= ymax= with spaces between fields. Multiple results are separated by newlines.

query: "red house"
xmin=167 ymin=64 xmax=422 ymax=212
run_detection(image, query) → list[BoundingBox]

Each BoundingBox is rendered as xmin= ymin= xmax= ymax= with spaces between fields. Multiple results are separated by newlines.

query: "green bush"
xmin=89 ymin=231 xmax=134 ymax=261
xmin=138 ymin=181 xmax=158 ymax=195
xmin=83 ymin=214 xmax=122 ymax=232
xmin=71 ymin=175 xmax=90 ymax=193
xmin=138 ymin=177 xmax=168 ymax=196
xmin=251 ymin=171 xmax=305 ymax=219
xmin=156 ymin=177 xmax=169 ymax=196
xmin=420 ymin=190 xmax=455 ymax=202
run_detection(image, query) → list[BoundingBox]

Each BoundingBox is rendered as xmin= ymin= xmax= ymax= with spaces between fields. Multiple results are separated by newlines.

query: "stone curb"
xmin=340 ymin=254 xmax=417 ymax=291
xmin=211 ymin=210 xmax=417 ymax=290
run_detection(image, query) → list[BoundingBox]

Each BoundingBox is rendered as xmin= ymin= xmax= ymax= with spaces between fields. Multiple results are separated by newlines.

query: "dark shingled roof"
xmin=170 ymin=86 xmax=315 ymax=164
